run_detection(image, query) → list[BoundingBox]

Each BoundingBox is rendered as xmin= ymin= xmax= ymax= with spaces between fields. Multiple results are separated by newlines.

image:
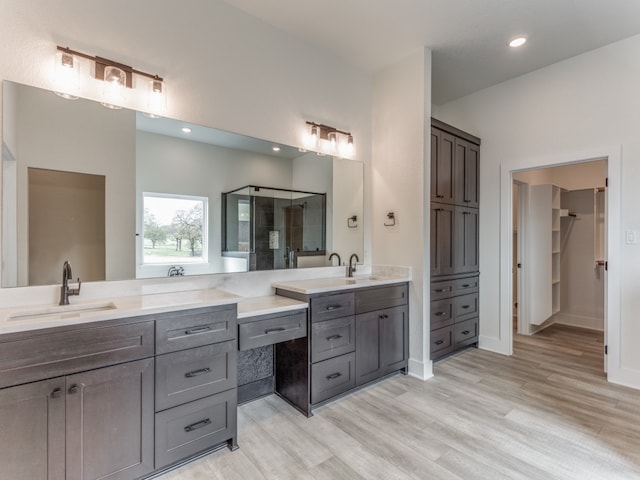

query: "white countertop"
xmin=237 ymin=295 xmax=308 ymax=319
xmin=272 ymin=273 xmax=411 ymax=295
xmin=0 ymin=288 xmax=241 ymax=335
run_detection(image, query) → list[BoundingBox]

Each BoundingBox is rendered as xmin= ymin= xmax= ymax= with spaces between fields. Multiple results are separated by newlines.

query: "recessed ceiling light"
xmin=272 ymin=146 xmax=281 ymax=152
xmin=181 ymin=127 xmax=191 ymax=133
xmin=508 ymin=36 xmax=527 ymax=48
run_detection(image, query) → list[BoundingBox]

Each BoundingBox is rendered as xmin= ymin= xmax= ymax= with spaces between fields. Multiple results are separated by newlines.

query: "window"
xmin=142 ymin=193 xmax=208 ymax=264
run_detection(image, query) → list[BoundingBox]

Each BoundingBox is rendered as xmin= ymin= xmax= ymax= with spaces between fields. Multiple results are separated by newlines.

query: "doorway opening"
xmin=511 ymin=158 xmax=607 ymax=370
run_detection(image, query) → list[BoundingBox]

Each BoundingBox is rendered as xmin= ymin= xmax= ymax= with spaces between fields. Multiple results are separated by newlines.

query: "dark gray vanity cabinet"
xmin=153 ymin=305 xmax=238 ymax=469
xmin=0 ymin=319 xmax=155 ymax=480
xmin=431 ymin=118 xmax=480 ymax=361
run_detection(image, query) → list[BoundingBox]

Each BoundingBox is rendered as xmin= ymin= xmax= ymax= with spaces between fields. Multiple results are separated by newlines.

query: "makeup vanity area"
xmin=0 ymin=80 xmax=411 ymax=480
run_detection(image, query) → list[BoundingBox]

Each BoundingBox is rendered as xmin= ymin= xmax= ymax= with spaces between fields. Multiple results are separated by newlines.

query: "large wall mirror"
xmin=1 ymin=81 xmax=364 ymax=287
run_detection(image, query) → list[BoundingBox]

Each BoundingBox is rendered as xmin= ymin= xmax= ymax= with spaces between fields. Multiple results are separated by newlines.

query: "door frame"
xmin=500 ymin=146 xmax=621 ymax=381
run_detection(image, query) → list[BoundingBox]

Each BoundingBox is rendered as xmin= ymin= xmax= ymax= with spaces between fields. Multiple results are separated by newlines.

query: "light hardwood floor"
xmin=157 ymin=325 xmax=640 ymax=479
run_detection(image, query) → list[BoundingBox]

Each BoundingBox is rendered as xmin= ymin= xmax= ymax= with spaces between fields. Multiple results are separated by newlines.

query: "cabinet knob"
xmin=461 ymin=330 xmax=471 ymax=335
xmin=435 ymin=340 xmax=444 ymax=345
xmin=51 ymin=388 xmax=62 ymax=399
xmin=68 ymin=384 xmax=79 ymax=395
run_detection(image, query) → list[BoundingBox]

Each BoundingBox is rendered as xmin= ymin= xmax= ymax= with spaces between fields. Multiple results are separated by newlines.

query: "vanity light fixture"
xmin=55 ymin=46 xmax=165 ymax=113
xmin=304 ymin=121 xmax=355 ymax=159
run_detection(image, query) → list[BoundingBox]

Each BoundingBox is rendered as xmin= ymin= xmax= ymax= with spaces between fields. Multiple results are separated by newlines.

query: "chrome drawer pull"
xmin=185 ymin=325 xmax=212 ymax=335
xmin=435 ymin=340 xmax=444 ymax=345
xmin=326 ymin=372 xmax=342 ymax=380
xmin=326 ymin=334 xmax=343 ymax=341
xmin=184 ymin=418 xmax=211 ymax=433
xmin=265 ymin=327 xmax=286 ymax=334
xmin=461 ymin=330 xmax=470 ymax=335
xmin=434 ymin=312 xmax=446 ymax=317
xmin=185 ymin=367 xmax=211 ymax=378
xmin=326 ymin=304 xmax=342 ymax=311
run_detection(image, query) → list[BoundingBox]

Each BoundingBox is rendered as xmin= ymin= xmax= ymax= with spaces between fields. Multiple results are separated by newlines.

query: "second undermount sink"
xmin=345 ymin=275 xmax=382 ymax=285
xmin=8 ymin=301 xmax=118 ymax=322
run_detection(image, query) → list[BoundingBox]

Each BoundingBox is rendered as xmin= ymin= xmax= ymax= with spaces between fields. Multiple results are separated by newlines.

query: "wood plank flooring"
xmin=156 ymin=325 xmax=640 ymax=479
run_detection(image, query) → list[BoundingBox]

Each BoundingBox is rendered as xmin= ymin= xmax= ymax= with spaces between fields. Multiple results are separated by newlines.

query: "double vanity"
xmin=0 ymin=269 xmax=409 ymax=480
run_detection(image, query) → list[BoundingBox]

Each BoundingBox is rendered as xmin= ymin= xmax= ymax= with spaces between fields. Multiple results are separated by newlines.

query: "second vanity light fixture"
xmin=54 ymin=45 xmax=166 ymax=113
xmin=304 ymin=121 xmax=355 ymax=159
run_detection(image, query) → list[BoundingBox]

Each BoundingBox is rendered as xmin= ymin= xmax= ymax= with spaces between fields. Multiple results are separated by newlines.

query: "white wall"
xmin=437 ymin=34 xmax=640 ymax=388
xmin=332 ymin=158 xmax=364 ymax=264
xmin=372 ymin=48 xmax=432 ymax=379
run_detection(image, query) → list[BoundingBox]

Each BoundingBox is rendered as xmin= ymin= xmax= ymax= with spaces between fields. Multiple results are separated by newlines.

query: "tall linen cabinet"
xmin=430 ymin=119 xmax=480 ymax=360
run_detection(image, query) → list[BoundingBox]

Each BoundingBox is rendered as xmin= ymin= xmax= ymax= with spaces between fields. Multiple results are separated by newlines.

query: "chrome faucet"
xmin=347 ymin=253 xmax=359 ymax=278
xmin=328 ymin=252 xmax=341 ymax=266
xmin=59 ymin=260 xmax=81 ymax=305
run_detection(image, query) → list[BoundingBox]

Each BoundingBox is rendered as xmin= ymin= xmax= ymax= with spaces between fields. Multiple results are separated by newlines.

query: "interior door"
xmin=516 ymin=182 xmax=528 ymax=335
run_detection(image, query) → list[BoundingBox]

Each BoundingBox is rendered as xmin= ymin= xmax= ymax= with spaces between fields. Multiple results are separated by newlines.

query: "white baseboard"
xmin=608 ymin=367 xmax=640 ymax=390
xmin=553 ymin=312 xmax=604 ymax=331
xmin=478 ymin=335 xmax=510 ymax=355
xmin=408 ymin=358 xmax=433 ymax=380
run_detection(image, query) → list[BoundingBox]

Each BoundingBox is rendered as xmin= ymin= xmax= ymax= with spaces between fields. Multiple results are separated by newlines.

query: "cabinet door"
xmin=454 ymin=207 xmax=479 ymax=274
xmin=0 ymin=379 xmax=65 ymax=480
xmin=355 ymin=310 xmax=381 ymax=386
xmin=430 ymin=203 xmax=455 ymax=276
xmin=431 ymin=128 xmax=456 ymax=204
xmin=380 ymin=306 xmax=409 ymax=375
xmin=65 ymin=358 xmax=154 ymax=480
xmin=454 ymin=138 xmax=480 ymax=208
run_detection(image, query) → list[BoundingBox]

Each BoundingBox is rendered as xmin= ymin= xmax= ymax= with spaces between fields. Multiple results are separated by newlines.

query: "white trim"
xmin=408 ymin=358 xmax=433 ymax=380
xmin=478 ymin=335 xmax=509 ymax=355
xmin=498 ymin=145 xmax=622 ymax=386
xmin=553 ymin=312 xmax=603 ymax=331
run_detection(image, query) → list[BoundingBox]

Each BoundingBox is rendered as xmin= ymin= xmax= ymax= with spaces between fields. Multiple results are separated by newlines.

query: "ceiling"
xmin=222 ymin=0 xmax=640 ymax=105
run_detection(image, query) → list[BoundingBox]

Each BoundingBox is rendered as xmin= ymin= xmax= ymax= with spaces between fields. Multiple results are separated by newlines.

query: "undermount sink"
xmin=345 ymin=275 xmax=382 ymax=284
xmin=8 ymin=301 xmax=118 ymax=322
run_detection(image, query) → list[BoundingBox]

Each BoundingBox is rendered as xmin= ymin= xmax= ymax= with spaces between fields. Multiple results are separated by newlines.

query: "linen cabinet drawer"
xmin=430 ymin=299 xmax=454 ymax=330
xmin=453 ymin=276 xmax=479 ymax=295
xmin=0 ymin=321 xmax=154 ymax=389
xmin=311 ymin=293 xmax=355 ymax=323
xmin=355 ymin=284 xmax=408 ymax=314
xmin=155 ymin=305 xmax=236 ymax=354
xmin=155 ymin=341 xmax=236 ymax=412
xmin=154 ymin=389 xmax=236 ymax=469
xmin=311 ymin=316 xmax=355 ymax=363
xmin=311 ymin=352 xmax=356 ymax=404
xmin=454 ymin=318 xmax=478 ymax=347
xmin=238 ymin=310 xmax=306 ymax=351
xmin=454 ymin=293 xmax=478 ymax=322
xmin=430 ymin=280 xmax=454 ymax=301
xmin=430 ymin=327 xmax=453 ymax=360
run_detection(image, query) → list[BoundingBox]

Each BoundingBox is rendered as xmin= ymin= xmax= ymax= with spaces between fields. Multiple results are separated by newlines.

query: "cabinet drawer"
xmin=454 ymin=293 xmax=478 ymax=322
xmin=454 ymin=318 xmax=478 ymax=347
xmin=430 ymin=299 xmax=454 ymax=330
xmin=430 ymin=280 xmax=454 ymax=301
xmin=238 ymin=311 xmax=306 ymax=351
xmin=311 ymin=293 xmax=355 ymax=323
xmin=156 ymin=306 xmax=236 ymax=354
xmin=430 ymin=327 xmax=453 ymax=359
xmin=453 ymin=276 xmax=479 ymax=295
xmin=0 ymin=321 xmax=154 ymax=389
xmin=311 ymin=352 xmax=356 ymax=404
xmin=311 ymin=316 xmax=355 ymax=363
xmin=355 ymin=284 xmax=408 ymax=314
xmin=155 ymin=341 xmax=236 ymax=411
xmin=155 ymin=389 xmax=236 ymax=469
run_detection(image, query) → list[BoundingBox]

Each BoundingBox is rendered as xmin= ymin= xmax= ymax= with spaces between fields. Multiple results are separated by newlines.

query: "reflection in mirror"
xmin=1 ymin=81 xmax=364 ymax=287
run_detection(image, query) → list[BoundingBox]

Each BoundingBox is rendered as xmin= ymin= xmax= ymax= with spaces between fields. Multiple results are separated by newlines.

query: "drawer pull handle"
xmin=461 ymin=305 xmax=471 ymax=309
xmin=461 ymin=284 xmax=471 ymax=288
xmin=435 ymin=194 xmax=444 ymax=198
xmin=184 ymin=418 xmax=211 ymax=433
xmin=326 ymin=304 xmax=342 ymax=311
xmin=51 ymin=388 xmax=62 ymax=399
xmin=185 ymin=326 xmax=212 ymax=335
xmin=326 ymin=334 xmax=343 ymax=341
xmin=68 ymin=384 xmax=79 ymax=395
xmin=379 ymin=314 xmax=389 ymax=320
xmin=461 ymin=330 xmax=470 ymax=335
xmin=326 ymin=372 xmax=343 ymax=380
xmin=434 ymin=288 xmax=449 ymax=293
xmin=434 ymin=312 xmax=446 ymax=317
xmin=435 ymin=340 xmax=444 ymax=345
xmin=185 ymin=368 xmax=211 ymax=378
xmin=265 ymin=327 xmax=286 ymax=334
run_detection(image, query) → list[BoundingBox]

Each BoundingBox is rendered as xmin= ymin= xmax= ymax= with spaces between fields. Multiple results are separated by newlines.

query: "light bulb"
xmin=101 ymin=66 xmax=126 ymax=109
xmin=147 ymin=78 xmax=166 ymax=116
xmin=54 ymin=50 xmax=80 ymax=100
